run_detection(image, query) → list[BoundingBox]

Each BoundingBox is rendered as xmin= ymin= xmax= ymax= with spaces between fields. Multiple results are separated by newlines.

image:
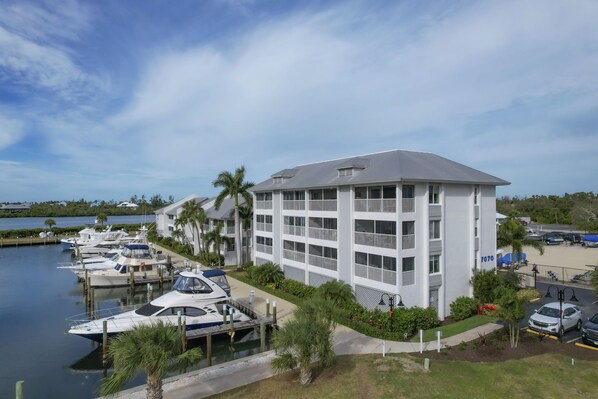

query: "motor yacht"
xmin=67 ymin=269 xmax=249 ymax=342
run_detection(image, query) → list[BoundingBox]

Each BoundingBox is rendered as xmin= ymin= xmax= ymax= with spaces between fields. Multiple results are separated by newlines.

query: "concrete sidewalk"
xmin=108 ymin=244 xmax=503 ymax=399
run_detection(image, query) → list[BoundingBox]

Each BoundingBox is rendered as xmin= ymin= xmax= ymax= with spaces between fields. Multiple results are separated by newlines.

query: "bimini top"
xmin=250 ymin=149 xmax=509 ymax=191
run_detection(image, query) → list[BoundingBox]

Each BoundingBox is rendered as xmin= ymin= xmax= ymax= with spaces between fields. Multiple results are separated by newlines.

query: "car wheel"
xmin=558 ymin=326 xmax=565 ymax=338
xmin=576 ymin=320 xmax=582 ymax=331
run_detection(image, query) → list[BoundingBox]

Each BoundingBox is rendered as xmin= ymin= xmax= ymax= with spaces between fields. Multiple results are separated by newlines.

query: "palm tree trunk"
xmin=299 ymin=366 xmax=312 ymax=385
xmin=234 ymin=206 xmax=242 ymax=270
xmin=146 ymin=372 xmax=163 ymax=399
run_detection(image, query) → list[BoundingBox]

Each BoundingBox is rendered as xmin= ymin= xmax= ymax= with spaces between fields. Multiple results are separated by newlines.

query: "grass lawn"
xmin=209 ymin=353 xmax=598 ymax=399
xmin=411 ymin=315 xmax=498 ymax=342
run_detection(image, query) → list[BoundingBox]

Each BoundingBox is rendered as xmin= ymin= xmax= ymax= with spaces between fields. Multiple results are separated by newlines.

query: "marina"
xmin=0 ymin=244 xmax=272 ymax=399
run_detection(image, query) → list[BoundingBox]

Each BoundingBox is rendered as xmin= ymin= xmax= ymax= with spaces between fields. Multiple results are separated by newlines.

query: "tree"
xmin=271 ymin=297 xmax=336 ymax=385
xmin=44 ymin=218 xmax=56 ymax=231
xmin=96 ymin=213 xmax=108 ymax=227
xmin=177 ymin=200 xmax=206 ymax=255
xmin=494 ymin=286 xmax=526 ymax=348
xmin=237 ymin=201 xmax=253 ymax=265
xmin=203 ymin=223 xmax=232 ymax=268
xmin=470 ymin=269 xmax=502 ymax=305
xmin=212 ymin=166 xmax=254 ymax=270
xmin=497 ymin=216 xmax=544 ymax=268
xmin=101 ymin=321 xmax=202 ymax=399
xmin=314 ymin=280 xmax=355 ymax=308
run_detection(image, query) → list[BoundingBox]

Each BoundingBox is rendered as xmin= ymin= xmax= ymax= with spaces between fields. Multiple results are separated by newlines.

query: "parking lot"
xmin=522 ymin=281 xmax=598 ymax=346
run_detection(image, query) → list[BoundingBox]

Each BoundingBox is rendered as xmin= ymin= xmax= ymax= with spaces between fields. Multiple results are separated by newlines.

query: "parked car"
xmin=581 ymin=313 xmax=598 ymax=347
xmin=528 ymin=302 xmax=582 ymax=337
xmin=563 ymin=233 xmax=582 ymax=244
xmin=541 ymin=232 xmax=564 ymax=245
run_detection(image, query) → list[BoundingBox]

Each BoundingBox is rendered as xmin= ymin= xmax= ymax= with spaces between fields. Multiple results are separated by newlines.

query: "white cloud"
xmin=0 ymin=111 xmax=24 ymax=149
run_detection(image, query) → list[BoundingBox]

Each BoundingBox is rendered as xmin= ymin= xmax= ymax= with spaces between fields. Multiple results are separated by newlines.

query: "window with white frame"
xmin=429 ymin=184 xmax=440 ymax=204
xmin=429 ymin=220 xmax=440 ymax=240
xmin=429 ymin=254 xmax=440 ymax=274
xmin=354 ymin=251 xmax=397 ymax=284
xmin=402 ymin=257 xmax=415 ymax=286
xmin=474 ymin=185 xmax=479 ymax=205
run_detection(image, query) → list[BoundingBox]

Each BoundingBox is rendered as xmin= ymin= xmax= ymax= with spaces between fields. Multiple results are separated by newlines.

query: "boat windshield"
xmin=115 ymin=264 xmax=126 ymax=273
xmin=207 ymin=274 xmax=231 ymax=295
xmin=135 ymin=303 xmax=164 ymax=316
xmin=173 ymin=275 xmax=213 ymax=294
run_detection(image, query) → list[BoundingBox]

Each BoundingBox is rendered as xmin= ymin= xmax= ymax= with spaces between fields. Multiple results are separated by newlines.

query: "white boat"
xmin=87 ymin=243 xmax=171 ymax=288
xmin=67 ymin=269 xmax=249 ymax=342
xmin=58 ymin=249 xmax=123 ymax=280
xmin=61 ymin=225 xmax=129 ymax=251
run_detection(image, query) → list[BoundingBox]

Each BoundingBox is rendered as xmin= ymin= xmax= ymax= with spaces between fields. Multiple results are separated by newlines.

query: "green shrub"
xmin=314 ymin=280 xmax=355 ymax=308
xmin=250 ymin=262 xmax=284 ymax=287
xmin=471 ymin=270 xmax=502 ymax=304
xmin=279 ymin=279 xmax=316 ymax=298
xmin=450 ymin=296 xmax=478 ymax=321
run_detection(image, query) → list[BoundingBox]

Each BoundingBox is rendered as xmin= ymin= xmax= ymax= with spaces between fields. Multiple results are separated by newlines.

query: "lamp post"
xmin=545 ymin=285 xmax=578 ymax=342
xmin=378 ymin=293 xmax=405 ymax=318
xmin=531 ymin=264 xmax=539 ymax=288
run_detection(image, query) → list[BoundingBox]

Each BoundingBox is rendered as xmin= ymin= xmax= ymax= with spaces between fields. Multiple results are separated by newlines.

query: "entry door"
xmin=429 ymin=289 xmax=439 ymax=310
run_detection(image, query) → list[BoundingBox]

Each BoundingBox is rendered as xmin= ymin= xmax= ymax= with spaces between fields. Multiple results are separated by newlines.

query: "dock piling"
xmin=272 ymin=301 xmax=277 ymax=326
xmin=102 ymin=320 xmax=108 ymax=365
xmin=266 ymin=298 xmax=270 ymax=318
xmin=129 ymin=268 xmax=135 ymax=289
xmin=16 ymin=380 xmax=24 ymax=399
xmin=206 ymin=334 xmax=212 ymax=367
xmin=260 ymin=321 xmax=266 ymax=352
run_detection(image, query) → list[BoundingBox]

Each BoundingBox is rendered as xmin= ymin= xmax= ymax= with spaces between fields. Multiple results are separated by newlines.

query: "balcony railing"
xmin=308 ymin=254 xmax=337 ymax=271
xmin=256 ymin=222 xmax=273 ymax=232
xmin=309 ymin=200 xmax=337 ymax=212
xmin=354 ymin=231 xmax=397 ymax=249
xmin=283 ymin=225 xmax=305 ymax=236
xmin=283 ymin=249 xmax=305 ymax=263
xmin=355 ymin=263 xmax=396 ymax=285
xmin=255 ymin=244 xmax=273 ymax=255
xmin=256 ymin=201 xmax=272 ymax=210
xmin=308 ymin=227 xmax=337 ymax=241
xmin=354 ymin=199 xmax=396 ymax=213
xmin=402 ymin=234 xmax=415 ymax=249
xmin=402 ymin=198 xmax=415 ymax=213
xmin=283 ymin=200 xmax=305 ymax=210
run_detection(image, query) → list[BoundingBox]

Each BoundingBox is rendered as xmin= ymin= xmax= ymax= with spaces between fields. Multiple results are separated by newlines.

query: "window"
xmin=402 ymin=185 xmax=414 ymax=199
xmin=355 ymin=186 xmax=367 ymax=199
xmin=402 ymin=257 xmax=415 ymax=286
xmin=383 ymin=257 xmax=396 ymax=271
xmin=168 ymin=214 xmax=174 ymax=220
xmin=429 ymin=255 xmax=440 ymax=274
xmin=354 ymin=252 xmax=396 ymax=271
xmin=338 ymin=168 xmax=354 ymax=177
xmin=256 ymin=192 xmax=272 ymax=201
xmin=402 ymin=221 xmax=414 ymax=235
xmin=257 ymin=215 xmax=273 ymax=223
xmin=309 ymin=244 xmax=337 ymax=259
xmin=283 ymin=191 xmax=305 ymax=201
xmin=429 ymin=184 xmax=440 ymax=204
xmin=429 ymin=220 xmax=440 ymax=239
xmin=284 ymin=240 xmax=305 ymax=253
xmin=474 ymin=219 xmax=479 ymax=237
xmin=474 ymin=186 xmax=479 ymax=205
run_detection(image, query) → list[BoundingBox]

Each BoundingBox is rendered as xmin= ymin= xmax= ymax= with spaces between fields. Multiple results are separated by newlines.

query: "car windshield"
xmin=537 ymin=307 xmax=560 ymax=318
xmin=590 ymin=314 xmax=598 ymax=323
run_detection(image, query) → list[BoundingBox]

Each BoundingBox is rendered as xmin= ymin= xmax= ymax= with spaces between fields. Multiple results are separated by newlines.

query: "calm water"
xmin=0 ymin=245 xmax=267 ymax=399
xmin=0 ymin=215 xmax=155 ymax=231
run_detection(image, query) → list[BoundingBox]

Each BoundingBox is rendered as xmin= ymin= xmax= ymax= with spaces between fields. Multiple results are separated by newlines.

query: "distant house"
xmin=116 ymin=201 xmax=139 ymax=209
xmin=0 ymin=203 xmax=31 ymax=211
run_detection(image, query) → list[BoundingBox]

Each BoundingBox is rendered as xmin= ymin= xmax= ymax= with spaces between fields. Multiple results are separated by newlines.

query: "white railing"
xmin=309 ymin=200 xmax=337 ymax=211
xmin=308 ymin=227 xmax=337 ymax=241
xmin=283 ymin=249 xmax=305 ymax=263
xmin=354 ymin=199 xmax=396 ymax=213
xmin=402 ymin=234 xmax=415 ymax=249
xmin=283 ymin=200 xmax=305 ymax=210
xmin=354 ymin=264 xmax=396 ymax=285
xmin=256 ymin=222 xmax=273 ymax=232
xmin=255 ymin=244 xmax=273 ymax=254
xmin=402 ymin=198 xmax=415 ymax=213
xmin=256 ymin=201 xmax=272 ymax=210
xmin=308 ymin=254 xmax=337 ymax=271
xmin=283 ymin=225 xmax=305 ymax=236
xmin=354 ymin=232 xmax=397 ymax=249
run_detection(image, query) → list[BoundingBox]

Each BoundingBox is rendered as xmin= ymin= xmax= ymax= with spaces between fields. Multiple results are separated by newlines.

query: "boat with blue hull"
xmin=67 ymin=269 xmax=251 ymax=342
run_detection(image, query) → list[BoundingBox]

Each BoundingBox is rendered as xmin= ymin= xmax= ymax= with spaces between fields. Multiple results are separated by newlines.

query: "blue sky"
xmin=1 ymin=0 xmax=597 ymax=203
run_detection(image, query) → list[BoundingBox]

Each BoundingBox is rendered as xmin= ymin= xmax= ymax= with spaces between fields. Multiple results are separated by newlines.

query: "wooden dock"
xmin=186 ymin=317 xmax=274 ymax=340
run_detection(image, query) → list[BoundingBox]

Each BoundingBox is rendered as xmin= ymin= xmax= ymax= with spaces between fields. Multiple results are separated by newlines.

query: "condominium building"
xmin=250 ymin=150 xmax=509 ymax=319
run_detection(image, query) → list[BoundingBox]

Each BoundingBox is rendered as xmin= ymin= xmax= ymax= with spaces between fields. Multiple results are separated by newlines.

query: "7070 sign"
xmin=481 ymin=255 xmax=495 ymax=262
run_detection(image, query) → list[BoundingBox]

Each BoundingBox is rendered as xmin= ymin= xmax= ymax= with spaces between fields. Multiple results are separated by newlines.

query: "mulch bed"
xmin=410 ymin=329 xmax=598 ymax=362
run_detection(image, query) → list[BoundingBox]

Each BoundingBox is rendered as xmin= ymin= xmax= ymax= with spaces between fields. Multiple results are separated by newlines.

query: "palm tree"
xmin=237 ymin=201 xmax=253 ymax=265
xmin=44 ymin=218 xmax=56 ymax=231
xmin=271 ymin=297 xmax=336 ymax=385
xmin=203 ymin=223 xmax=232 ymax=268
xmin=212 ymin=166 xmax=254 ymax=269
xmin=96 ymin=213 xmax=108 ymax=227
xmin=314 ymin=280 xmax=355 ymax=308
xmin=177 ymin=200 xmax=206 ymax=254
xmin=101 ymin=321 xmax=202 ymax=399
xmin=497 ymin=216 xmax=544 ymax=268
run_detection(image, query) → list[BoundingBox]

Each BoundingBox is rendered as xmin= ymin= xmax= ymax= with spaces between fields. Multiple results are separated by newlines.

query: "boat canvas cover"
xmin=202 ymin=269 xmax=227 ymax=278
xmin=583 ymin=235 xmax=598 ymax=242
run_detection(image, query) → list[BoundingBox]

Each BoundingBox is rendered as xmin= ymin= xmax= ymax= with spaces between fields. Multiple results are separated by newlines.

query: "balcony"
xmin=308 ymin=254 xmax=337 ymax=271
xmin=283 ymin=249 xmax=305 ymax=263
xmin=283 ymin=225 xmax=305 ymax=236
xmin=355 ymin=263 xmax=396 ymax=285
xmin=283 ymin=200 xmax=305 ymax=211
xmin=256 ymin=200 xmax=272 ymax=210
xmin=354 ymin=232 xmax=397 ymax=249
xmin=402 ymin=234 xmax=415 ymax=249
xmin=255 ymin=244 xmax=273 ymax=255
xmin=308 ymin=227 xmax=337 ymax=241
xmin=402 ymin=198 xmax=415 ymax=213
xmin=354 ymin=199 xmax=396 ymax=213
xmin=309 ymin=200 xmax=337 ymax=212
xmin=256 ymin=222 xmax=273 ymax=232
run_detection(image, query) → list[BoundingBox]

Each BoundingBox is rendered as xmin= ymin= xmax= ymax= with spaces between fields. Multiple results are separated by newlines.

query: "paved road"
xmin=522 ymin=281 xmax=598 ymax=343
